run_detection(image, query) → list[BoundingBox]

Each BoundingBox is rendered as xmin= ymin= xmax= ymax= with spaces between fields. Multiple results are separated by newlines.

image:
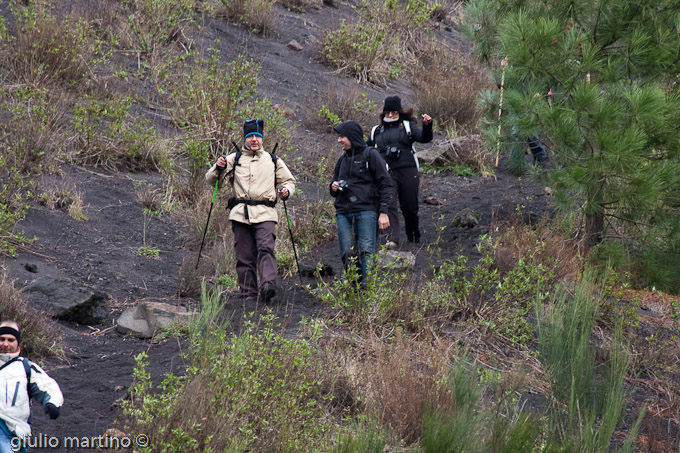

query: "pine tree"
xmin=465 ymin=0 xmax=680 ymax=289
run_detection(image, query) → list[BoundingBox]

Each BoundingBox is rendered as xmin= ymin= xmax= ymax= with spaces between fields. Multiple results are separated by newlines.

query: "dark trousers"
xmin=232 ymin=220 xmax=277 ymax=298
xmin=385 ymin=166 xmax=420 ymax=243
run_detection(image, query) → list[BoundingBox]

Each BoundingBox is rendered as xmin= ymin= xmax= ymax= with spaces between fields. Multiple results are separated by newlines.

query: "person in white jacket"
xmin=0 ymin=321 xmax=63 ymax=453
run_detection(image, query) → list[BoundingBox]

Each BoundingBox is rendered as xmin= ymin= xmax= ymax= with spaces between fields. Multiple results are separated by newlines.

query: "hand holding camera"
xmin=331 ymin=180 xmax=348 ymax=193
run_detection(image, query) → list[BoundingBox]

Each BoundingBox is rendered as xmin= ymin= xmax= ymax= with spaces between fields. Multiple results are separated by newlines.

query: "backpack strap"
xmin=403 ymin=120 xmax=412 ymax=140
xmin=362 ymin=147 xmax=371 ymax=171
xmin=370 ymin=125 xmax=381 ymax=143
xmin=22 ymin=358 xmax=32 ymax=384
xmin=0 ymin=357 xmax=20 ymax=373
xmin=0 ymin=357 xmax=33 ymax=391
xmin=269 ymin=151 xmax=278 ymax=189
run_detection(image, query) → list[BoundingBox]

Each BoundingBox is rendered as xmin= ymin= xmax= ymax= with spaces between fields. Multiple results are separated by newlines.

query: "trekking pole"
xmin=195 ymin=158 xmax=225 ymax=269
xmin=495 ymin=57 xmax=508 ymax=167
xmin=281 ymin=195 xmax=303 ymax=285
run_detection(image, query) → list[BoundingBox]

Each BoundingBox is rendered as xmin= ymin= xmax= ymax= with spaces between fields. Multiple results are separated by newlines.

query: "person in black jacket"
xmin=330 ymin=120 xmax=393 ymax=283
xmin=367 ymin=95 xmax=432 ymax=246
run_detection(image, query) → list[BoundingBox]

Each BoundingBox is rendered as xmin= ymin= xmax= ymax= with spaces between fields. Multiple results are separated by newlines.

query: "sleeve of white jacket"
xmin=26 ymin=361 xmax=63 ymax=408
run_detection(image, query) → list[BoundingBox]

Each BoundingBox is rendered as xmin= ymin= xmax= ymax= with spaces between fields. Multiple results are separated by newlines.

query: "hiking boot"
xmin=258 ymin=284 xmax=277 ymax=303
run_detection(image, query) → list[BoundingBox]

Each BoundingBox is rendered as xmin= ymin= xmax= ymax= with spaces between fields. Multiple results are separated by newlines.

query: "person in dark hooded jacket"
xmin=330 ymin=120 xmax=392 ymax=282
xmin=367 ymin=95 xmax=432 ymax=246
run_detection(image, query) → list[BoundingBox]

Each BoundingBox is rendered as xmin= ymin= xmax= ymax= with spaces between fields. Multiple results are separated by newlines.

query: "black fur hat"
xmin=243 ymin=119 xmax=264 ymax=140
xmin=383 ymin=95 xmax=402 ymax=112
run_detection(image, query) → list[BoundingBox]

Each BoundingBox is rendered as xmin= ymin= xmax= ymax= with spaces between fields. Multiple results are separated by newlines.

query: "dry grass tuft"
xmin=217 ymin=0 xmax=277 ymax=36
xmin=0 ymin=274 xmax=61 ymax=358
xmin=414 ymin=49 xmax=493 ymax=135
xmin=351 ymin=334 xmax=456 ymax=444
xmin=177 ymin=190 xmax=235 ymax=294
xmin=277 ymin=0 xmax=323 ymax=12
xmin=494 ymin=213 xmax=581 ymax=284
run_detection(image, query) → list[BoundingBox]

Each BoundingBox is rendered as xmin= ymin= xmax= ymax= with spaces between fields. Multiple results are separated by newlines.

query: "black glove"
xmin=44 ymin=402 xmax=60 ymax=419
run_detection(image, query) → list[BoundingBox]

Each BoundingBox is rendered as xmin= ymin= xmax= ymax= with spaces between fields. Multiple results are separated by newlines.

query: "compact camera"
xmin=338 ymin=180 xmax=349 ymax=191
xmin=385 ymin=146 xmax=401 ymax=159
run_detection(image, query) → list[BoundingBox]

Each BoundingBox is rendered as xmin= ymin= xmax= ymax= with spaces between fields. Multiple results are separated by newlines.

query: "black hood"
xmin=334 ymin=120 xmax=367 ymax=150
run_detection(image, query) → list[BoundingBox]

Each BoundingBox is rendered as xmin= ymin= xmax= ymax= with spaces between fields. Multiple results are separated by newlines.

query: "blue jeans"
xmin=336 ymin=211 xmax=378 ymax=281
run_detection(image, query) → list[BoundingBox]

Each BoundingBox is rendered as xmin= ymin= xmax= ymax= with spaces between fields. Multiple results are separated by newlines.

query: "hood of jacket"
xmin=334 ymin=120 xmax=367 ymax=151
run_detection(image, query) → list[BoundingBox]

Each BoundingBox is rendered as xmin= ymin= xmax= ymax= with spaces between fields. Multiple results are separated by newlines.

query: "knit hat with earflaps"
xmin=243 ymin=119 xmax=264 ymax=140
xmin=383 ymin=95 xmax=402 ymax=112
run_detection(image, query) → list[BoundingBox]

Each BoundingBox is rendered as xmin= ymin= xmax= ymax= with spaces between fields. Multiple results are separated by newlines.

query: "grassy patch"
xmin=124 ymin=287 xmax=337 ymax=451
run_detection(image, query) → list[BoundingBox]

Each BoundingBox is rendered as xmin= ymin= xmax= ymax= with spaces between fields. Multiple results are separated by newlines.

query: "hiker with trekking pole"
xmin=204 ymin=119 xmax=296 ymax=303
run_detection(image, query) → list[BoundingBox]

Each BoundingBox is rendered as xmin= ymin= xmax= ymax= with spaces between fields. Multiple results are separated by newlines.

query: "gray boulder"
xmin=376 ymin=250 xmax=416 ymax=270
xmin=117 ymin=301 xmax=189 ymax=339
xmin=21 ymin=277 xmax=109 ymax=324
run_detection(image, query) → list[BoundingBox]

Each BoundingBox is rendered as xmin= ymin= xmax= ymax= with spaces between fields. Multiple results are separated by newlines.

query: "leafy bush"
xmin=166 ymin=52 xmax=290 ymax=173
xmin=319 ymin=0 xmax=440 ymax=84
xmin=536 ymin=273 xmax=644 ymax=451
xmin=0 ymin=4 xmax=94 ymax=88
xmin=315 ymin=233 xmax=555 ymax=342
xmin=0 ymin=86 xmax=68 ymax=173
xmin=69 ymin=94 xmax=169 ymax=171
xmin=0 ymin=162 xmax=36 ymax=256
xmin=125 ymin=287 xmax=337 ymax=451
xmin=320 ymin=19 xmax=391 ymax=83
xmin=118 ymin=0 xmax=194 ymax=66
xmin=311 ymin=84 xmax=378 ymax=130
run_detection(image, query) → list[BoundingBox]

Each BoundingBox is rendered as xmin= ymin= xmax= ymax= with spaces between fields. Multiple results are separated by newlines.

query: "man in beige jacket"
xmin=205 ymin=120 xmax=296 ymax=302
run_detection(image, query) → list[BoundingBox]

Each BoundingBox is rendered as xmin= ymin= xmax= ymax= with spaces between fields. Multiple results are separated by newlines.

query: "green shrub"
xmin=167 ymin=51 xmax=290 ymax=166
xmin=314 ymin=233 xmax=555 ymax=341
xmin=0 ymin=4 xmax=94 ymax=88
xmin=0 ymin=86 xmax=67 ymax=173
xmin=536 ymin=272 xmax=644 ymax=451
xmin=320 ymin=19 xmax=390 ymax=83
xmin=319 ymin=0 xmax=440 ymax=84
xmin=125 ymin=287 xmax=336 ymax=451
xmin=119 ymin=0 xmax=194 ymax=64
xmin=70 ymin=94 xmax=168 ymax=171
xmin=0 ymin=162 xmax=36 ymax=256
